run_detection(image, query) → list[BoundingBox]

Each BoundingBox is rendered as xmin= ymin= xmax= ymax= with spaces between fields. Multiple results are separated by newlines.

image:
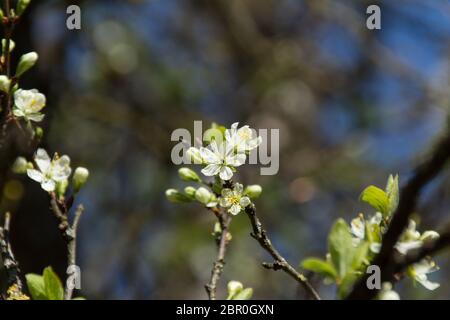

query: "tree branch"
xmin=245 ymin=204 xmax=321 ymax=300
xmin=347 ymin=127 xmax=450 ymax=300
xmin=0 ymin=212 xmax=23 ymax=291
xmin=205 ymin=208 xmax=231 ymax=300
xmin=50 ymin=194 xmax=84 ymax=300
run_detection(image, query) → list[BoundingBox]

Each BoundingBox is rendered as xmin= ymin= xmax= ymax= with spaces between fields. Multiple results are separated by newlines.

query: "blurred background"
xmin=0 ymin=0 xmax=449 ymax=299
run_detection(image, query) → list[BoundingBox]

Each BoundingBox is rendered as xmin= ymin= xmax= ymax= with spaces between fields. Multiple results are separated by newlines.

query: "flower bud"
xmin=195 ymin=187 xmax=212 ymax=205
xmin=165 ymin=189 xmax=191 ymax=203
xmin=72 ymin=167 xmax=89 ymax=193
xmin=213 ymin=222 xmax=222 ymax=235
xmin=227 ymin=281 xmax=243 ymax=298
xmin=178 ymin=167 xmax=200 ymax=182
xmin=245 ymin=185 xmax=262 ymax=199
xmin=11 ymin=157 xmax=28 ymax=174
xmin=35 ymin=126 xmax=44 ymax=140
xmin=184 ymin=186 xmax=196 ymax=198
xmin=2 ymin=39 xmax=15 ymax=54
xmin=186 ymin=147 xmax=203 ymax=164
xmin=16 ymin=52 xmax=38 ymax=77
xmin=16 ymin=0 xmax=31 ymax=16
xmin=0 ymin=75 xmax=10 ymax=93
xmin=232 ymin=288 xmax=253 ymax=300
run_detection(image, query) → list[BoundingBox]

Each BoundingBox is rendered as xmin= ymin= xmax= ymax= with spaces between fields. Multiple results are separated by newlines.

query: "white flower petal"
xmin=41 ymin=179 xmax=56 ymax=192
xmin=234 ymin=183 xmax=243 ymax=193
xmin=219 ymin=166 xmax=233 ymax=180
xmin=239 ymin=196 xmax=251 ymax=207
xmin=200 ymin=147 xmax=220 ymax=164
xmin=395 ymin=241 xmax=422 ymax=255
xmin=219 ymin=197 xmax=232 ymax=208
xmin=370 ymin=242 xmax=381 ymax=253
xmin=416 ymin=276 xmax=440 ymax=290
xmin=27 ymin=113 xmax=45 ymax=122
xmin=226 ymin=153 xmax=246 ymax=167
xmin=229 ymin=204 xmax=241 ymax=215
xmin=201 ymin=164 xmax=221 ymax=177
xmin=26 ymin=169 xmax=44 ymax=183
xmin=351 ymin=216 xmax=365 ymax=240
xmin=221 ymin=188 xmax=233 ymax=197
xmin=35 ymin=148 xmax=51 ymax=172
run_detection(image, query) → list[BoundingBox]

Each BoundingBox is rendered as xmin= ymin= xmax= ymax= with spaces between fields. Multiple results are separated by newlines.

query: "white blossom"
xmin=225 ymin=122 xmax=262 ymax=152
xmin=396 ymin=220 xmax=439 ymax=255
xmin=13 ymin=89 xmax=46 ymax=122
xmin=350 ymin=212 xmax=382 ymax=252
xmin=219 ymin=183 xmax=251 ymax=215
xmin=27 ymin=148 xmax=72 ymax=192
xmin=409 ymin=259 xmax=440 ymax=290
xmin=200 ymin=141 xmax=245 ymax=180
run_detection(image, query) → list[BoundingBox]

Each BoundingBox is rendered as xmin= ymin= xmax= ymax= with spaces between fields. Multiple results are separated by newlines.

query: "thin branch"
xmin=50 ymin=193 xmax=84 ymax=300
xmin=347 ymin=127 xmax=450 ymax=300
xmin=205 ymin=208 xmax=231 ymax=300
xmin=0 ymin=212 xmax=23 ymax=291
xmin=0 ymin=0 xmax=15 ymax=149
xmin=245 ymin=204 xmax=321 ymax=300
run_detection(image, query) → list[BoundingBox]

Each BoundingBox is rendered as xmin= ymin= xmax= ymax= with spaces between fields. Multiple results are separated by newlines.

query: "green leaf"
xmin=301 ymin=258 xmax=337 ymax=279
xmin=43 ymin=267 xmax=64 ymax=300
xmin=385 ymin=174 xmax=399 ymax=216
xmin=232 ymin=288 xmax=253 ymax=300
xmin=351 ymin=241 xmax=370 ymax=271
xmin=25 ymin=273 xmax=48 ymax=300
xmin=360 ymin=186 xmax=389 ymax=216
xmin=337 ymin=273 xmax=358 ymax=299
xmin=328 ymin=219 xmax=354 ymax=279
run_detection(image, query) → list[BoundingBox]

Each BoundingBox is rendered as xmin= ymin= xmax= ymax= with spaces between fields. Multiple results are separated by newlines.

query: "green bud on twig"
xmin=11 ymin=157 xmax=28 ymax=174
xmin=194 ymin=187 xmax=212 ymax=205
xmin=16 ymin=52 xmax=38 ymax=77
xmin=2 ymin=39 xmax=15 ymax=53
xmin=165 ymin=189 xmax=191 ymax=203
xmin=245 ymin=185 xmax=262 ymax=199
xmin=72 ymin=167 xmax=89 ymax=193
xmin=178 ymin=167 xmax=200 ymax=182
xmin=226 ymin=281 xmax=243 ymax=299
xmin=184 ymin=186 xmax=196 ymax=199
xmin=232 ymin=288 xmax=253 ymax=300
xmin=0 ymin=75 xmax=10 ymax=93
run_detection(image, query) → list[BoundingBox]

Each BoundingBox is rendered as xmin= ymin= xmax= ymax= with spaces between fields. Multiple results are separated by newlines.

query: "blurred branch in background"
xmin=348 ymin=123 xmax=450 ymax=299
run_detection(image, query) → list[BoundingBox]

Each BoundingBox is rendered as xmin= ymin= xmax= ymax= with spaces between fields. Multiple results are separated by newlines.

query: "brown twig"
xmin=0 ymin=212 xmax=23 ymax=291
xmin=205 ymin=208 xmax=231 ymax=300
xmin=49 ymin=193 xmax=84 ymax=300
xmin=245 ymin=204 xmax=321 ymax=300
xmin=347 ymin=127 xmax=450 ymax=300
xmin=0 ymin=0 xmax=15 ymax=149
